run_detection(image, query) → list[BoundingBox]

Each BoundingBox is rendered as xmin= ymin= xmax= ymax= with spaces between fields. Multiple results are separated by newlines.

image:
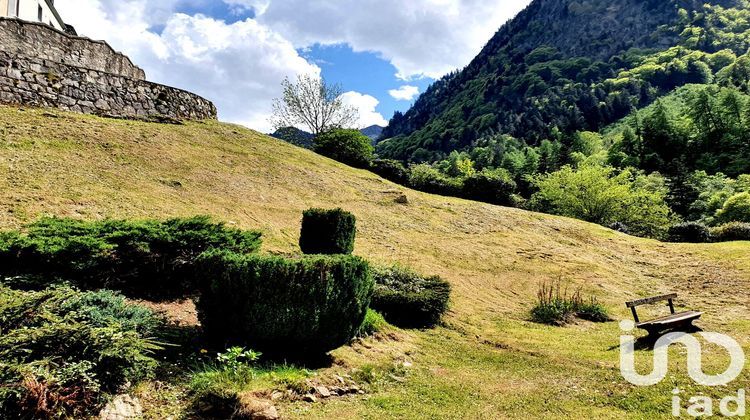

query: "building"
xmin=0 ymin=0 xmax=65 ymax=32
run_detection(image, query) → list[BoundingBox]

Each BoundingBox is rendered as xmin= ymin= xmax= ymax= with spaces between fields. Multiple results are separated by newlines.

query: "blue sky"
xmin=299 ymin=44 xmax=433 ymax=123
xmin=58 ymin=0 xmax=530 ymax=131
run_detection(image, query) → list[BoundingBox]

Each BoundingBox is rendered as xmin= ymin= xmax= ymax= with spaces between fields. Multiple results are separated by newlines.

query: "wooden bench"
xmin=625 ymin=293 xmax=702 ymax=335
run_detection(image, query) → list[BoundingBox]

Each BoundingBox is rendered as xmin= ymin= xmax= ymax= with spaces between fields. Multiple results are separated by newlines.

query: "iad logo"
xmin=619 ymin=320 xmax=747 ymax=417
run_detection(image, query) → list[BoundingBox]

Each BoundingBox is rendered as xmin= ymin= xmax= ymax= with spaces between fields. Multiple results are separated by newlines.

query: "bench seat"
xmin=636 ymin=310 xmax=702 ymax=330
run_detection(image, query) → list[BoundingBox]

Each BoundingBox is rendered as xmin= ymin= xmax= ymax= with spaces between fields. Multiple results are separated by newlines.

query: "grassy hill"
xmin=1 ymin=105 xmax=749 ymax=418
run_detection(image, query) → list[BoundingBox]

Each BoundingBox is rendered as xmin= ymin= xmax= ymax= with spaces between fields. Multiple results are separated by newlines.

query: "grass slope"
xmin=1 ymin=106 xmax=749 ymax=418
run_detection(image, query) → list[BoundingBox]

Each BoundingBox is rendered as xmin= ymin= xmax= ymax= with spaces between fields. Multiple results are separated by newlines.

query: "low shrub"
xmin=370 ymin=159 xmax=410 ymax=184
xmin=313 ymin=129 xmax=374 ymax=168
xmin=667 ymin=222 xmax=711 ymax=243
xmin=299 ymin=208 xmax=356 ymax=255
xmin=370 ymin=265 xmax=451 ymax=328
xmin=530 ymin=281 xmax=610 ymax=325
xmin=0 ymin=286 xmax=161 ymax=418
xmin=711 ymin=222 xmax=750 ymax=242
xmin=358 ymin=309 xmax=388 ymax=337
xmin=0 ymin=216 xmax=262 ymax=299
xmin=407 ymin=164 xmax=462 ymax=196
xmin=195 ymin=250 xmax=373 ymax=355
xmin=461 ymin=168 xmax=517 ymax=206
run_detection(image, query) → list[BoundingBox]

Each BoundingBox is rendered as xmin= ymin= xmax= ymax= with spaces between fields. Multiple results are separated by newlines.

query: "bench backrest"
xmin=625 ymin=293 xmax=677 ymax=323
xmin=625 ymin=293 xmax=677 ymax=308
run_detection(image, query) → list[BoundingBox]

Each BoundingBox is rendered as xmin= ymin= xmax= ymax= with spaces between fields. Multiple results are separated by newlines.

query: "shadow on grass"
xmin=607 ymin=325 xmax=704 ymax=351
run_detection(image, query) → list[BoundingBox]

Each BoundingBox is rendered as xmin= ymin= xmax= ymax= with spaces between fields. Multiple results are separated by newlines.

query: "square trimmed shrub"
xmin=371 ymin=265 xmax=451 ymax=328
xmin=299 ymin=208 xmax=356 ymax=255
xmin=667 ymin=222 xmax=711 ymax=243
xmin=0 ymin=216 xmax=262 ymax=299
xmin=711 ymin=222 xmax=750 ymax=242
xmin=195 ymin=250 xmax=373 ymax=355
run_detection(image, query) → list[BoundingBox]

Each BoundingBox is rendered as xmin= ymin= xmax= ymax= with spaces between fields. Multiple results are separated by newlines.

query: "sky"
xmin=56 ymin=0 xmax=531 ymax=133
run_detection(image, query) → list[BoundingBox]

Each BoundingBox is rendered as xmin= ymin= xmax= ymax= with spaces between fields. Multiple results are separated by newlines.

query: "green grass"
xmin=1 ymin=105 xmax=749 ymax=418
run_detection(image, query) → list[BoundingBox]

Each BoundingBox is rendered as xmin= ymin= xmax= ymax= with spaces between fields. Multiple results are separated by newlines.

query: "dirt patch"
xmin=134 ymin=298 xmax=200 ymax=327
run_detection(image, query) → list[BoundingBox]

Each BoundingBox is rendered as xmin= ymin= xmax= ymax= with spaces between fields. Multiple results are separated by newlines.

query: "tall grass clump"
xmin=530 ymin=280 xmax=610 ymax=325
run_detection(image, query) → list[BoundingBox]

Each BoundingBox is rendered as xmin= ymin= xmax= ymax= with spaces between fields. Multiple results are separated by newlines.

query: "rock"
xmin=314 ymin=386 xmax=332 ymax=398
xmin=394 ymin=194 xmax=409 ymax=204
xmin=335 ymin=375 xmax=346 ymax=385
xmin=270 ymin=391 xmax=284 ymax=401
xmin=303 ymin=394 xmax=318 ymax=403
xmin=98 ymin=395 xmax=142 ymax=420
xmin=233 ymin=394 xmax=279 ymax=420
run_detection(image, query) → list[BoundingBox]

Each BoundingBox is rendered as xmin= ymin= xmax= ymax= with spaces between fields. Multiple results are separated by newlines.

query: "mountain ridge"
xmin=378 ymin=0 xmax=744 ymax=161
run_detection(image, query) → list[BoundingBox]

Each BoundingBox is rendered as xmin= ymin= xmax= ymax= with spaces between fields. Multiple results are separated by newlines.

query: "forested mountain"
xmin=370 ymin=0 xmax=750 ymax=239
xmin=379 ymin=0 xmax=744 ymax=162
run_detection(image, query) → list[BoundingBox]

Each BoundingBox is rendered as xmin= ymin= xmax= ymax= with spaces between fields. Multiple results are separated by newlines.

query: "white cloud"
xmin=389 ymin=85 xmax=420 ymax=101
xmin=252 ymin=0 xmax=531 ymax=79
xmin=57 ymin=0 xmax=319 ymax=132
xmin=339 ymin=92 xmax=388 ymax=128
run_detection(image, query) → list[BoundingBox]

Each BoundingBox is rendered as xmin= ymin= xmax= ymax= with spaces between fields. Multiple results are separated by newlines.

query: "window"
xmin=7 ymin=0 xmax=18 ymax=17
xmin=38 ymin=5 xmax=43 ymax=22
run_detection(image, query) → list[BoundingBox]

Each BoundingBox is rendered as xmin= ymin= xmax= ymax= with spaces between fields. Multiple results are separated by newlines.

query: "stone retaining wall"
xmin=0 ymin=50 xmax=217 ymax=121
xmin=0 ymin=18 xmax=146 ymax=80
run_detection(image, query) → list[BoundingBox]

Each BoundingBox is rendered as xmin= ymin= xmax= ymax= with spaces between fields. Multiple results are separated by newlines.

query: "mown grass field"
xmin=1 ymin=106 xmax=749 ymax=418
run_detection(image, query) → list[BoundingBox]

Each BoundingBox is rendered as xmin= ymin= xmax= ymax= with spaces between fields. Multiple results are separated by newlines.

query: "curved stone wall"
xmin=0 ymin=51 xmax=216 ymax=121
xmin=0 ymin=18 xmax=145 ymax=80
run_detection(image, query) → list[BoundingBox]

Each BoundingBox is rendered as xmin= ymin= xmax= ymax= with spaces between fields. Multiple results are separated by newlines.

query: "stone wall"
xmin=0 ymin=18 xmax=145 ymax=80
xmin=0 ymin=50 xmax=217 ymax=121
xmin=0 ymin=18 xmax=217 ymax=121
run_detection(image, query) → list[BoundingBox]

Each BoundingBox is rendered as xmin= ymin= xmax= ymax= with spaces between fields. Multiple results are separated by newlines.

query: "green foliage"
xmin=299 ymin=208 xmax=357 ymax=255
xmin=314 ymin=129 xmax=374 ymax=168
xmin=216 ymin=347 xmax=262 ymax=374
xmin=358 ymin=309 xmax=388 ymax=337
xmin=371 ymin=265 xmax=451 ymax=329
xmin=710 ymin=222 xmax=750 ymax=242
xmin=0 ymin=286 xmax=161 ymax=418
xmin=716 ymin=192 xmax=750 ymax=223
xmin=530 ymin=281 xmax=610 ymax=326
xmin=195 ymin=250 xmax=373 ymax=355
xmin=461 ymin=168 xmax=518 ymax=206
xmin=408 ymin=164 xmax=462 ymax=196
xmin=530 ymin=164 xmax=673 ymax=238
xmin=370 ymin=159 xmax=410 ymax=184
xmin=0 ymin=216 xmax=262 ymax=299
xmin=668 ymin=222 xmax=711 ymax=243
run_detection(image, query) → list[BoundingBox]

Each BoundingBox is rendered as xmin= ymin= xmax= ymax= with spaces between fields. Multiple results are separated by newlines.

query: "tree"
xmin=716 ymin=192 xmax=750 ymax=224
xmin=530 ymin=164 xmax=672 ymax=238
xmin=271 ymin=75 xmax=358 ymax=135
xmin=313 ymin=129 xmax=374 ymax=168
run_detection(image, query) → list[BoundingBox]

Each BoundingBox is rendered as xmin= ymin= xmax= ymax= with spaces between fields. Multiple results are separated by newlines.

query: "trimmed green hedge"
xmin=195 ymin=250 xmax=373 ymax=355
xmin=299 ymin=208 xmax=356 ymax=255
xmin=371 ymin=266 xmax=451 ymax=328
xmin=0 ymin=216 xmax=262 ymax=299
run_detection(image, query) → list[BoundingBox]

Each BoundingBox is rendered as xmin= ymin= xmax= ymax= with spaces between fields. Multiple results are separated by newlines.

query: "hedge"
xmin=0 ymin=216 xmax=262 ymax=299
xmin=667 ymin=222 xmax=711 ymax=243
xmin=299 ymin=208 xmax=356 ymax=255
xmin=195 ymin=250 xmax=373 ymax=355
xmin=371 ymin=265 xmax=451 ymax=328
xmin=711 ymin=222 xmax=750 ymax=242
